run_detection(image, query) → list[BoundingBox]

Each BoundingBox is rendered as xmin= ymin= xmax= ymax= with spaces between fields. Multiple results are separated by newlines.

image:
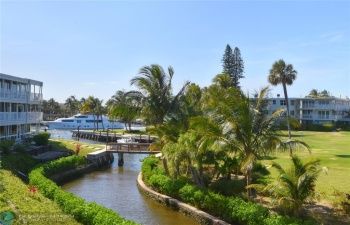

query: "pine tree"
xmin=221 ymin=44 xmax=244 ymax=88
xmin=232 ymin=47 xmax=244 ymax=88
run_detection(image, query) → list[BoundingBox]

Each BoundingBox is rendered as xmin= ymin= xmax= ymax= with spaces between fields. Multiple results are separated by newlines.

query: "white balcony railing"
xmin=0 ymin=89 xmax=43 ymax=102
xmin=0 ymin=112 xmax=43 ymax=124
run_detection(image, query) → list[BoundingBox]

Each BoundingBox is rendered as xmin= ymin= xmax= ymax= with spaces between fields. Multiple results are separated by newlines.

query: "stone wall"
xmin=137 ymin=173 xmax=231 ymax=225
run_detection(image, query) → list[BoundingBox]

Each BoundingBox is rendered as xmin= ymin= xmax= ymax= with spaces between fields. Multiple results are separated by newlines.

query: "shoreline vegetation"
xmin=1 ymin=131 xmax=350 ymax=224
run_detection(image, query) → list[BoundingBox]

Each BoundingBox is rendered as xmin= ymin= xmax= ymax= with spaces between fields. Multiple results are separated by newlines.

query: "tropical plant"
xmin=130 ymin=64 xmax=190 ymax=127
xmin=195 ymin=86 xmax=309 ymax=196
xmin=80 ymin=96 xmax=105 ymax=130
xmin=268 ymin=59 xmax=297 ymax=155
xmin=107 ymin=90 xmax=142 ymax=131
xmin=265 ymin=155 xmax=328 ymax=217
xmin=64 ymin=95 xmax=80 ymax=116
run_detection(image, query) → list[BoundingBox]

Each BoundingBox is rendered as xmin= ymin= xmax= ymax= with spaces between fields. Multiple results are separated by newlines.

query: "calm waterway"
xmin=48 ymin=129 xmax=200 ymax=225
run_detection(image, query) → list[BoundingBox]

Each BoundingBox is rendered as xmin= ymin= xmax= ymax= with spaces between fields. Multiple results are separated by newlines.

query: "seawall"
xmin=137 ymin=173 xmax=231 ymax=225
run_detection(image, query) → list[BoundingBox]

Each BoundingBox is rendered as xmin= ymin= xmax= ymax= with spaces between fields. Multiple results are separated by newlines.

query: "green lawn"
xmin=261 ymin=131 xmax=350 ymax=202
xmin=0 ymin=170 xmax=80 ymax=225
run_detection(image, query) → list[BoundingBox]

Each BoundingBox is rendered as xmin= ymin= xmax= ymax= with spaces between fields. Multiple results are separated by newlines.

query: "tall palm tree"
xmin=266 ymin=155 xmax=327 ymax=216
xmin=130 ymin=64 xmax=190 ymax=127
xmin=81 ymin=96 xmax=103 ymax=130
xmin=64 ymin=95 xmax=79 ymax=116
xmin=268 ymin=59 xmax=297 ymax=155
xmin=107 ymin=90 xmax=141 ymax=131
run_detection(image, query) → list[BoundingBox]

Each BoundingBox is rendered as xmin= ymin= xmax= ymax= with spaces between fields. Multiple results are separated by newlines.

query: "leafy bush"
xmin=29 ymin=157 xmax=139 ymax=225
xmin=299 ymin=124 xmax=334 ymax=132
xmin=209 ymin=179 xmax=245 ymax=196
xmin=141 ymin=156 xmax=318 ymax=225
xmin=0 ymin=139 xmax=15 ymax=155
xmin=332 ymin=189 xmax=350 ymax=215
xmin=33 ymin=132 xmax=51 ymax=145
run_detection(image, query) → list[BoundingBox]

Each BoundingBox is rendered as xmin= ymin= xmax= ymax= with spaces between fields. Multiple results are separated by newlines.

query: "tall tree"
xmin=107 ymin=90 xmax=141 ymax=131
xmin=64 ymin=95 xmax=79 ymax=116
xmin=222 ymin=44 xmax=234 ymax=85
xmin=130 ymin=64 xmax=190 ymax=127
xmin=221 ymin=45 xmax=244 ymax=88
xmin=268 ymin=59 xmax=297 ymax=155
xmin=232 ymin=47 xmax=244 ymax=88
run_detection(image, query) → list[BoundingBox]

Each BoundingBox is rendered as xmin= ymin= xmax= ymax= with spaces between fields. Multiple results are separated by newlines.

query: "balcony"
xmin=0 ymin=112 xmax=43 ymax=126
xmin=0 ymin=89 xmax=42 ymax=102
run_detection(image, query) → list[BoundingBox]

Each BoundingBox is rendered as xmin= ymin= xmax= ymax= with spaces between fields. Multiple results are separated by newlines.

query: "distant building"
xmin=266 ymin=95 xmax=350 ymax=126
xmin=0 ymin=73 xmax=43 ymax=140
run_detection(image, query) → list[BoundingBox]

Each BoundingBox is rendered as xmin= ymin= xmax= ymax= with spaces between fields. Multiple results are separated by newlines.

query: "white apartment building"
xmin=266 ymin=96 xmax=350 ymax=125
xmin=0 ymin=73 xmax=43 ymax=140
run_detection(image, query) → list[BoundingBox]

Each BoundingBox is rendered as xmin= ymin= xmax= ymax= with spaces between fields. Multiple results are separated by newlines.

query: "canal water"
xmin=48 ymin=129 xmax=200 ymax=225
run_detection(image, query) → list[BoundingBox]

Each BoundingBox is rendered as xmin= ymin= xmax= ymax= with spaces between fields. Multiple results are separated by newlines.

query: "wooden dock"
xmin=105 ymin=142 xmax=161 ymax=154
xmin=71 ymin=130 xmax=156 ymax=143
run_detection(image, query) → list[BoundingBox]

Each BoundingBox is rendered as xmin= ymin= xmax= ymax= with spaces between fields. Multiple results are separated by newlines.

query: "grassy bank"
xmin=261 ymin=131 xmax=350 ymax=202
xmin=0 ymin=170 xmax=80 ymax=225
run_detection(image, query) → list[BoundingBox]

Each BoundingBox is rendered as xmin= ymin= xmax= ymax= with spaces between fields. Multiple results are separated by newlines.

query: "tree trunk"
xmin=246 ymin=169 xmax=252 ymax=197
xmin=283 ymin=83 xmax=293 ymax=156
xmin=190 ymin=166 xmax=205 ymax=189
xmin=162 ymin=158 xmax=169 ymax=176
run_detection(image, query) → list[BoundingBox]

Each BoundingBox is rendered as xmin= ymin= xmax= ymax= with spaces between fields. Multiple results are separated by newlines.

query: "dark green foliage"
xmin=33 ymin=132 xmax=51 ymax=145
xmin=29 ymin=156 xmax=139 ymax=225
xmin=43 ymin=155 xmax=89 ymax=177
xmin=210 ymin=179 xmax=245 ymax=196
xmin=221 ymin=44 xmax=244 ymax=88
xmin=141 ymin=156 xmax=317 ymax=225
xmin=0 ymin=139 xmax=14 ymax=155
xmin=298 ymin=124 xmax=334 ymax=132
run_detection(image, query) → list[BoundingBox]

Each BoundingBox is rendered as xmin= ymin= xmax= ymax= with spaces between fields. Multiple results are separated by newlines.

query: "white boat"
xmin=43 ymin=114 xmax=124 ymax=130
xmin=117 ymin=135 xmax=138 ymax=143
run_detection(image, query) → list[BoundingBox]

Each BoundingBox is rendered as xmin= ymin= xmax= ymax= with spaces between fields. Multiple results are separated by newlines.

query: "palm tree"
xmin=268 ymin=59 xmax=297 ymax=155
xmin=64 ymin=95 xmax=79 ymax=116
xmin=107 ymin=90 xmax=141 ymax=131
xmin=195 ymin=86 xmax=309 ymax=196
xmin=307 ymin=89 xmax=319 ymax=98
xmin=130 ymin=64 xmax=190 ymax=127
xmin=212 ymin=73 xmax=233 ymax=90
xmin=81 ymin=96 xmax=103 ymax=130
xmin=265 ymin=155 xmax=327 ymax=216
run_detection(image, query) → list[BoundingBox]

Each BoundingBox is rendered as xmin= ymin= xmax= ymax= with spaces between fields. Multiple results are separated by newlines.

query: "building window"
xmin=291 ymin=100 xmax=295 ymax=106
xmin=280 ymin=100 xmax=286 ymax=105
xmin=272 ymin=100 xmax=276 ymax=105
xmin=290 ymin=110 xmax=294 ymax=116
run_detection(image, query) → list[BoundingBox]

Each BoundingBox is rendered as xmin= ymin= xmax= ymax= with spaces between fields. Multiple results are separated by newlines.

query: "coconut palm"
xmin=268 ymin=59 xmax=297 ymax=155
xmin=212 ymin=73 xmax=233 ymax=90
xmin=64 ymin=95 xmax=79 ymax=116
xmin=130 ymin=64 xmax=190 ymax=127
xmin=107 ymin=90 xmax=142 ymax=131
xmin=266 ymin=155 xmax=328 ymax=216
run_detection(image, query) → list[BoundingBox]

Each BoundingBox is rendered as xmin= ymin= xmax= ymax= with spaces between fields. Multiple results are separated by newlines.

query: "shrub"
xmin=33 ymin=132 xmax=51 ymax=145
xmin=0 ymin=139 xmax=15 ymax=155
xmin=29 ymin=157 xmax=139 ymax=225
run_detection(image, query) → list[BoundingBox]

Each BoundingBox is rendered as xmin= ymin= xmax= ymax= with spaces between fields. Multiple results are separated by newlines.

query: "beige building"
xmin=0 ymin=73 xmax=43 ymax=140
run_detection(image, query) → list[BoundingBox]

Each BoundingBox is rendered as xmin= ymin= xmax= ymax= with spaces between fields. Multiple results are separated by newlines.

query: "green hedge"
xmin=141 ymin=157 xmax=318 ymax=225
xmin=298 ymin=124 xmax=334 ymax=132
xmin=29 ymin=155 xmax=139 ymax=225
xmin=33 ymin=132 xmax=51 ymax=145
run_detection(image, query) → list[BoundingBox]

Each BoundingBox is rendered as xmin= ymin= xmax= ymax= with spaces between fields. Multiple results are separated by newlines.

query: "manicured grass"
xmin=49 ymin=139 xmax=104 ymax=156
xmin=261 ymin=131 xmax=350 ymax=202
xmin=0 ymin=170 xmax=80 ymax=225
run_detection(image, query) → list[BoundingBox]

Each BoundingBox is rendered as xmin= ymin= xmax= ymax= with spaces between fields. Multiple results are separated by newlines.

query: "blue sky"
xmin=1 ymin=1 xmax=349 ymax=103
